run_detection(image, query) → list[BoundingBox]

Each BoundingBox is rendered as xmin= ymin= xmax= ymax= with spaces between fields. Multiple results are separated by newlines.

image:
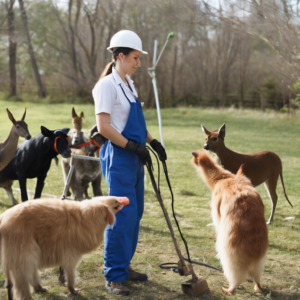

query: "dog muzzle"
xmin=203 ymin=144 xmax=209 ymax=150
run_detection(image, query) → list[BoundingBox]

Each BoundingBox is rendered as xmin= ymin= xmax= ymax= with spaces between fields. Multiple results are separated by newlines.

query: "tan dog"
xmin=192 ymin=150 xmax=268 ymax=295
xmin=201 ymin=123 xmax=292 ymax=224
xmin=0 ymin=196 xmax=129 ymax=300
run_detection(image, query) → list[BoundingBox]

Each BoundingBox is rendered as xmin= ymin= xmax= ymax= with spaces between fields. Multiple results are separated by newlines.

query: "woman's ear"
xmin=119 ymin=53 xmax=125 ymax=62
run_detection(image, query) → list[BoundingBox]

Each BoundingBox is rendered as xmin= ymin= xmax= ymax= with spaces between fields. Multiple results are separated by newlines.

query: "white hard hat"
xmin=107 ymin=30 xmax=148 ymax=55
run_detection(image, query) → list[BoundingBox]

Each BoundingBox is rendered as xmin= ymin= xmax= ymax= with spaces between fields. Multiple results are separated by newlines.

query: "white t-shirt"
xmin=93 ymin=68 xmax=138 ymax=133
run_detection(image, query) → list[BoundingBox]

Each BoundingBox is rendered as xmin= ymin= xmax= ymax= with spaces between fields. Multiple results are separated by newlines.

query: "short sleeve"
xmin=93 ymin=78 xmax=116 ymax=115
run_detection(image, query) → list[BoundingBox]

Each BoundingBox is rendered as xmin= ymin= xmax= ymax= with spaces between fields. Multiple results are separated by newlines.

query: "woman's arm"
xmin=146 ymin=131 xmax=154 ymax=144
xmin=97 ymin=112 xmax=152 ymax=164
xmin=96 ymin=113 xmax=128 ymax=148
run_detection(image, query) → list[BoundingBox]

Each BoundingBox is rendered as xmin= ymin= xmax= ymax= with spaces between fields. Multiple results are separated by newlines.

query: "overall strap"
xmin=119 ymin=85 xmax=132 ymax=104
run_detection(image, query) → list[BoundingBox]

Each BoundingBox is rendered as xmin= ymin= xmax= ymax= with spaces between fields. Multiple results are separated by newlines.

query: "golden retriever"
xmin=192 ymin=150 xmax=268 ymax=295
xmin=0 ymin=196 xmax=129 ymax=300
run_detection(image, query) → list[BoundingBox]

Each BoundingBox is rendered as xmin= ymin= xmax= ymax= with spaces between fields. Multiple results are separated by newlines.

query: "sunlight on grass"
xmin=0 ymin=102 xmax=300 ymax=299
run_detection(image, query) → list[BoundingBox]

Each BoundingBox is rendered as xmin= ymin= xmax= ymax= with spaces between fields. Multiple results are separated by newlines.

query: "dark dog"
xmin=0 ymin=126 xmax=71 ymax=202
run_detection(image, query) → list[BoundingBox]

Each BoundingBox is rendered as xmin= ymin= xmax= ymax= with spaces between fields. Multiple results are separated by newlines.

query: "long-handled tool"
xmin=148 ymin=32 xmax=175 ymax=147
xmin=145 ymin=154 xmax=209 ymax=296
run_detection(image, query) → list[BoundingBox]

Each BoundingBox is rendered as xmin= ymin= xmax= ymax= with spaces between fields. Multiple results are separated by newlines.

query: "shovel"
xmin=146 ymin=162 xmax=209 ymax=296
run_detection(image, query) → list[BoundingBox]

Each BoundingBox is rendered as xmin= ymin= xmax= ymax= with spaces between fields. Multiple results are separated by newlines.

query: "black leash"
xmin=145 ymin=147 xmax=222 ymax=273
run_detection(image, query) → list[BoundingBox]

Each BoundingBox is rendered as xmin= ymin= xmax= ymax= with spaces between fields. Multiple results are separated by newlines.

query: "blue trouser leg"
xmin=101 ymin=143 xmax=145 ymax=282
xmin=131 ymin=168 xmax=144 ymax=260
xmin=104 ymin=187 xmax=138 ymax=282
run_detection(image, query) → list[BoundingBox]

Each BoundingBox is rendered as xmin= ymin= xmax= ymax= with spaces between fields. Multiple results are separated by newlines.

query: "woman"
xmin=93 ymin=30 xmax=167 ymax=296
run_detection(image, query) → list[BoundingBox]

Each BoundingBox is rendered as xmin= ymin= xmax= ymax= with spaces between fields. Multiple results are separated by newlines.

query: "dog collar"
xmin=54 ymin=136 xmax=69 ymax=153
xmin=73 ymin=139 xmax=101 ymax=150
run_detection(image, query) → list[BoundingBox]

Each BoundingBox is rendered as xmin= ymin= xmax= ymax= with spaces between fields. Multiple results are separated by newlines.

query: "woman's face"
xmin=118 ymin=50 xmax=142 ymax=75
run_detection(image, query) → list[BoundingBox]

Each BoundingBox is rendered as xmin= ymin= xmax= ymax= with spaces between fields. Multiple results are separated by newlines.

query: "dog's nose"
xmin=203 ymin=144 xmax=209 ymax=150
xmin=25 ymin=134 xmax=31 ymax=140
xmin=63 ymin=149 xmax=72 ymax=158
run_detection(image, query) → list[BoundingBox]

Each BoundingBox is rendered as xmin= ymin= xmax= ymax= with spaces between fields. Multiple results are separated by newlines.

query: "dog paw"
xmin=222 ymin=287 xmax=234 ymax=295
xmin=34 ymin=285 xmax=47 ymax=293
xmin=58 ymin=275 xmax=66 ymax=285
xmin=254 ymin=284 xmax=265 ymax=292
xmin=69 ymin=287 xmax=79 ymax=295
xmin=58 ymin=267 xmax=66 ymax=284
xmin=72 ymin=290 xmax=79 ymax=295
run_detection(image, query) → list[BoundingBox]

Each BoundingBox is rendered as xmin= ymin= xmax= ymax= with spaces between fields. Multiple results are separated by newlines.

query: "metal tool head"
xmin=182 ymin=278 xmax=209 ymax=297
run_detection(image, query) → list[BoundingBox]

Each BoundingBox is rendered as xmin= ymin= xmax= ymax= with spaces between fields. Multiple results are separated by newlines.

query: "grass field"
xmin=0 ymin=101 xmax=300 ymax=300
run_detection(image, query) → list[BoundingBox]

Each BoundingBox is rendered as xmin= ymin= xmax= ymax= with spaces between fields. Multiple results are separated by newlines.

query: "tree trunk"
xmin=239 ymin=82 xmax=244 ymax=109
xmin=8 ymin=0 xmax=17 ymax=97
xmin=260 ymin=94 xmax=266 ymax=112
xmin=18 ymin=0 xmax=46 ymax=97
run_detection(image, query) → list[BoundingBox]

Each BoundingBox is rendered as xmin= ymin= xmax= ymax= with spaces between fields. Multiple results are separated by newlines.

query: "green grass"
xmin=0 ymin=102 xmax=300 ymax=299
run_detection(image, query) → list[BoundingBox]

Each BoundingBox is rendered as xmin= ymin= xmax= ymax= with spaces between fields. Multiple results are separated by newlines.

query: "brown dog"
xmin=0 ymin=196 xmax=129 ymax=300
xmin=192 ymin=150 xmax=268 ymax=295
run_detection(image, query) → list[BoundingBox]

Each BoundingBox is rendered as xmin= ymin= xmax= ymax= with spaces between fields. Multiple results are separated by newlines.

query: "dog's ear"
xmin=201 ymin=124 xmax=211 ymax=137
xmin=192 ymin=151 xmax=205 ymax=166
xmin=106 ymin=208 xmax=115 ymax=225
xmin=72 ymin=107 xmax=78 ymax=118
xmin=237 ymin=164 xmax=245 ymax=176
xmin=41 ymin=126 xmax=53 ymax=137
xmin=218 ymin=123 xmax=225 ymax=140
xmin=79 ymin=111 xmax=84 ymax=118
xmin=192 ymin=152 xmax=198 ymax=158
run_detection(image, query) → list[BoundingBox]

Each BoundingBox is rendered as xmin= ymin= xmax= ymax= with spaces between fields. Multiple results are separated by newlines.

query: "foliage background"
xmin=0 ymin=0 xmax=300 ymax=109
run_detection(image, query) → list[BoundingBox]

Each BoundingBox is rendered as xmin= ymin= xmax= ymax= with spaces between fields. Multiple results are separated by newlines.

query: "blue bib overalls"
xmin=100 ymin=85 xmax=147 ymax=283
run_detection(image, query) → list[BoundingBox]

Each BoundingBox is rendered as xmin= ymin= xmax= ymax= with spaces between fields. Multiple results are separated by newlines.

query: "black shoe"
xmin=128 ymin=265 xmax=148 ymax=281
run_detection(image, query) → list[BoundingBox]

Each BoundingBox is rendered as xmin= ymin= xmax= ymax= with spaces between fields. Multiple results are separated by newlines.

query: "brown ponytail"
xmin=99 ymin=61 xmax=114 ymax=80
xmin=98 ymin=47 xmax=134 ymax=81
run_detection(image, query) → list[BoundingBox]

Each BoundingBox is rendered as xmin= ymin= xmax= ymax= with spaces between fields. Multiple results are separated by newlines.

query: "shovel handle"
xmin=146 ymin=164 xmax=186 ymax=268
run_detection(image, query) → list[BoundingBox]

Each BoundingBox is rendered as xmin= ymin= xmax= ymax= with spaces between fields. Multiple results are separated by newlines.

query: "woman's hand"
xmin=125 ymin=141 xmax=152 ymax=165
xmin=150 ymin=139 xmax=167 ymax=161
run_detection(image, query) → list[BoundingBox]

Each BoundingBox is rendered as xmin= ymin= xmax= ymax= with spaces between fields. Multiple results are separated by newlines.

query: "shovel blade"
xmin=182 ymin=278 xmax=209 ymax=296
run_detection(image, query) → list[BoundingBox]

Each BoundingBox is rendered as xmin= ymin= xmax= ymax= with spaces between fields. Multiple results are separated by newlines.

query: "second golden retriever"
xmin=0 ymin=196 xmax=129 ymax=300
xmin=192 ymin=150 xmax=268 ymax=295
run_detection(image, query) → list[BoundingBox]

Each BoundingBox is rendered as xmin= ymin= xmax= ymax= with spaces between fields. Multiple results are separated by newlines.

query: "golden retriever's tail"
xmin=280 ymin=172 xmax=293 ymax=208
xmin=192 ymin=150 xmax=233 ymax=190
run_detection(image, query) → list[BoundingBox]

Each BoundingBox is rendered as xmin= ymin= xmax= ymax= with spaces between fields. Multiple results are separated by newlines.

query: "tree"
xmin=19 ymin=0 xmax=46 ymax=97
xmin=6 ymin=0 xmax=17 ymax=97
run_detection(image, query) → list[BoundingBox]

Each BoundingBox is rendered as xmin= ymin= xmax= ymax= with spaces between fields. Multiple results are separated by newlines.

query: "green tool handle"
xmin=168 ymin=32 xmax=175 ymax=40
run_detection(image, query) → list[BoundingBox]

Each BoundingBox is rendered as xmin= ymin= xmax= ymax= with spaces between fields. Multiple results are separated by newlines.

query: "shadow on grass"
xmin=33 ymin=292 xmax=90 ymax=300
xmin=126 ymin=279 xmax=213 ymax=300
xmin=271 ymin=291 xmax=300 ymax=300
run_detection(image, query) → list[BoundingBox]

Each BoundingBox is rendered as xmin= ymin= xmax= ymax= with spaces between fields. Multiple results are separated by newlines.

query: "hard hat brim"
xmin=107 ymin=46 xmax=148 ymax=55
